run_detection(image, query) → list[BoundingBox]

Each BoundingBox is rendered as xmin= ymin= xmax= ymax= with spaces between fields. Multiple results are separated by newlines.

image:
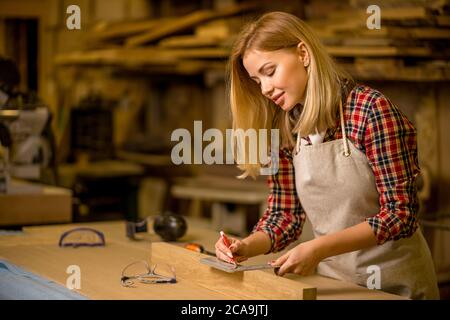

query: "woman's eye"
xmin=267 ymin=68 xmax=275 ymax=76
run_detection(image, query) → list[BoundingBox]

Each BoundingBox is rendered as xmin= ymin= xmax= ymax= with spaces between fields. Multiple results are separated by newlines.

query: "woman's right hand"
xmin=215 ymin=235 xmax=249 ymax=264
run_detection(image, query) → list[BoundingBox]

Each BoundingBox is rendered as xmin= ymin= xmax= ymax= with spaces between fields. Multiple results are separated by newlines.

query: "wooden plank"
xmin=55 ymin=48 xmax=176 ymax=65
xmin=0 ymin=0 xmax=47 ymax=17
xmin=55 ymin=48 xmax=229 ymax=66
xmin=401 ymin=27 xmax=446 ymax=39
xmin=292 ymin=274 xmax=407 ymax=300
xmin=159 ymin=35 xmax=223 ymax=48
xmin=352 ymin=27 xmax=450 ymax=39
xmin=343 ymin=60 xmax=450 ymax=81
xmin=195 ymin=18 xmax=242 ymax=39
xmin=174 ymin=175 xmax=267 ymax=189
xmin=329 ymin=7 xmax=429 ymax=21
xmin=173 ymin=60 xmax=226 ymax=74
xmin=169 ymin=48 xmax=229 ymax=59
xmin=381 ymin=7 xmax=429 ymax=20
xmin=125 ymin=10 xmax=219 ymax=47
xmin=152 ymin=242 xmax=317 ymax=300
xmin=410 ymin=27 xmax=450 ymax=39
xmin=0 ymin=180 xmax=72 ymax=227
xmin=125 ymin=3 xmax=257 ymax=47
xmin=327 ymin=45 xmax=431 ymax=57
xmin=171 ymin=175 xmax=268 ymax=204
xmin=172 ymin=184 xmax=267 ymax=204
xmin=88 ymin=18 xmax=174 ymax=42
xmin=55 ymin=47 xmax=229 ymax=65
xmin=342 ymin=38 xmax=395 ymax=46
xmin=0 ymin=220 xmax=407 ymax=299
xmin=353 ymin=58 xmax=403 ymax=79
xmin=57 ymin=160 xmax=145 ymax=189
xmin=0 ymin=243 xmax=228 ymax=300
xmin=315 ymin=7 xmax=431 ymax=36
xmin=0 ymin=241 xmax=317 ymax=300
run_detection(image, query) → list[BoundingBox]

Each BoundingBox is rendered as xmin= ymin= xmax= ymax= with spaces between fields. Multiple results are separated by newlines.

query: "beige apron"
xmin=292 ymin=99 xmax=440 ymax=299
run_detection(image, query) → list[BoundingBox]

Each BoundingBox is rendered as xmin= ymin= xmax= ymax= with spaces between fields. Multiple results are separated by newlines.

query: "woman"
xmin=215 ymin=11 xmax=439 ymax=299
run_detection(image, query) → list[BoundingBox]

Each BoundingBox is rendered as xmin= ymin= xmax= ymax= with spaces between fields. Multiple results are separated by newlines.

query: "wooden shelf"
xmin=54 ymin=2 xmax=450 ymax=81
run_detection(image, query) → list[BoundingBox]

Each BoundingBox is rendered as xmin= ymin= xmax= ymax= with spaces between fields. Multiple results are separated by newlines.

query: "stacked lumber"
xmin=56 ymin=2 xmax=257 ymax=74
xmin=56 ymin=0 xmax=450 ymax=81
xmin=307 ymin=0 xmax=450 ymax=80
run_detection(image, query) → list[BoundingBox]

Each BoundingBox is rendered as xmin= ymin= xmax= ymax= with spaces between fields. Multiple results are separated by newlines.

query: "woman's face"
xmin=243 ymin=44 xmax=309 ymax=112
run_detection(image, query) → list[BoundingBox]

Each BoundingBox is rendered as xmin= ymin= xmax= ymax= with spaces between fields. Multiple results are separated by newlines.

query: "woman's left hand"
xmin=271 ymin=241 xmax=324 ymax=277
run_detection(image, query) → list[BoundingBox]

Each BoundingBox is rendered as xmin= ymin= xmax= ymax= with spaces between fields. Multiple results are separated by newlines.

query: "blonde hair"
xmin=228 ymin=11 xmax=351 ymax=178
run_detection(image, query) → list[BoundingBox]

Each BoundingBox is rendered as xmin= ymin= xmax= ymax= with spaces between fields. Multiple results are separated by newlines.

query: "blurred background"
xmin=0 ymin=0 xmax=449 ymax=297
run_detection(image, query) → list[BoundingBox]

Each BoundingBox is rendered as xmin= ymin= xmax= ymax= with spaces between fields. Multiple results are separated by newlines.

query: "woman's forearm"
xmin=313 ymin=221 xmax=378 ymax=261
xmin=242 ymin=231 xmax=272 ymax=258
xmin=242 ymin=222 xmax=377 ymax=261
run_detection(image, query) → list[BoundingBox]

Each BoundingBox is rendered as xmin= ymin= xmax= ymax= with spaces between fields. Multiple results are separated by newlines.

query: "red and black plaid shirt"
xmin=253 ymin=85 xmax=421 ymax=252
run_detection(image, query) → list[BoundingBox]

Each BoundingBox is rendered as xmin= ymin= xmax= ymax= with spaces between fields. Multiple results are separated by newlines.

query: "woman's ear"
xmin=297 ymin=42 xmax=310 ymax=67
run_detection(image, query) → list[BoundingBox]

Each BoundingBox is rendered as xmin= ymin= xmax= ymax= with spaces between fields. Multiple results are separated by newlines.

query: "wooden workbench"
xmin=0 ymin=218 xmax=405 ymax=300
xmin=0 ymin=179 xmax=72 ymax=226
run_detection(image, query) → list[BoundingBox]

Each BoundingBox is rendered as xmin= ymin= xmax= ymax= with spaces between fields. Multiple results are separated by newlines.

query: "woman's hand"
xmin=215 ymin=235 xmax=249 ymax=264
xmin=271 ymin=240 xmax=324 ymax=276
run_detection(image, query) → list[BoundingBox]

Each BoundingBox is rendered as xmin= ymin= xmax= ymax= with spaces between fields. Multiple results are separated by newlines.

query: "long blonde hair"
xmin=228 ymin=11 xmax=351 ymax=178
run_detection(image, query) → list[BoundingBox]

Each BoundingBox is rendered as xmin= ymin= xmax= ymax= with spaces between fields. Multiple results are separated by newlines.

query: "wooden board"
xmin=171 ymin=175 xmax=268 ymax=204
xmin=326 ymin=45 xmax=431 ymax=57
xmin=195 ymin=18 xmax=242 ymax=39
xmin=0 ymin=241 xmax=316 ymax=300
xmin=348 ymin=27 xmax=450 ymax=40
xmin=328 ymin=7 xmax=429 ymax=22
xmin=125 ymin=10 xmax=217 ymax=47
xmin=343 ymin=60 xmax=450 ymax=81
xmin=158 ymin=35 xmax=223 ymax=48
xmin=55 ymin=48 xmax=229 ymax=66
xmin=0 ymin=220 xmax=407 ymax=300
xmin=125 ymin=3 xmax=257 ymax=47
xmin=153 ymin=243 xmax=317 ymax=299
xmin=88 ymin=18 xmax=174 ymax=43
xmin=55 ymin=48 xmax=176 ymax=65
xmin=0 ymin=243 xmax=225 ymax=300
xmin=0 ymin=180 xmax=72 ymax=226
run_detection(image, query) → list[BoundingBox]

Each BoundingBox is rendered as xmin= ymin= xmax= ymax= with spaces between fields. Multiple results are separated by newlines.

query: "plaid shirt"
xmin=253 ymin=85 xmax=420 ymax=252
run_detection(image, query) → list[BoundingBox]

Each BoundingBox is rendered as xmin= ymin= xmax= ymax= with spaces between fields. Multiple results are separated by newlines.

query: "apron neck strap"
xmin=294 ymin=98 xmax=351 ymax=156
xmin=295 ymin=128 xmax=301 ymax=155
xmin=339 ymin=98 xmax=351 ymax=157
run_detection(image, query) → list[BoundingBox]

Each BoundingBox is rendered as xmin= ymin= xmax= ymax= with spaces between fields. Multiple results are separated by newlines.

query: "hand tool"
xmin=200 ymin=257 xmax=280 ymax=274
xmin=184 ymin=243 xmax=215 ymax=256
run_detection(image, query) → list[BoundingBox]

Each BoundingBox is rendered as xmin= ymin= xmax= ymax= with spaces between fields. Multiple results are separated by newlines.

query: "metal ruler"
xmin=200 ymin=257 xmax=278 ymax=273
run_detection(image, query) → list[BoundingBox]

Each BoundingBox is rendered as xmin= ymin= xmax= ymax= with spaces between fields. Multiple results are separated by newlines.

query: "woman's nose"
xmin=261 ymin=81 xmax=274 ymax=97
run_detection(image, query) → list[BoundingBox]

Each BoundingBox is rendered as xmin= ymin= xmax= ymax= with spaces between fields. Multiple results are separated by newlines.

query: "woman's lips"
xmin=273 ymin=92 xmax=285 ymax=106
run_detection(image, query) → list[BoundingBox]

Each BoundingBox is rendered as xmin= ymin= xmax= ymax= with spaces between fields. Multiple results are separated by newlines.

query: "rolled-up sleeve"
xmin=364 ymin=95 xmax=420 ymax=245
xmin=252 ymin=149 xmax=306 ymax=253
